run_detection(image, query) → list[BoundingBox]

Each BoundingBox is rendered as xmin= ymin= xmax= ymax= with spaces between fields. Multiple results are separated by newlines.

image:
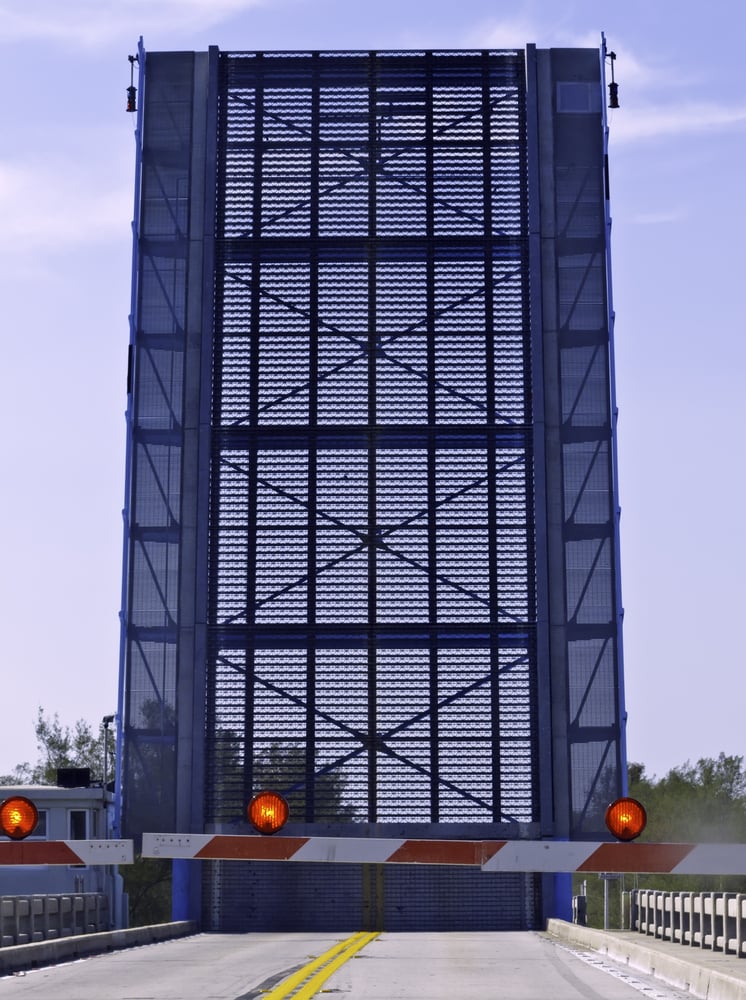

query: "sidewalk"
xmin=546 ymin=919 xmax=746 ymax=1000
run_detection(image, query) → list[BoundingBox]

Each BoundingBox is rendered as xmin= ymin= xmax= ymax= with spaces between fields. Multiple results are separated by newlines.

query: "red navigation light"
xmin=247 ymin=790 xmax=289 ymax=835
xmin=0 ymin=796 xmax=39 ymax=840
xmin=605 ymin=797 xmax=647 ymax=841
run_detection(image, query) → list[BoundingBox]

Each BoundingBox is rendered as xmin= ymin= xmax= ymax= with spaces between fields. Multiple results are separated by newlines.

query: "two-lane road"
xmin=0 ymin=930 xmax=691 ymax=999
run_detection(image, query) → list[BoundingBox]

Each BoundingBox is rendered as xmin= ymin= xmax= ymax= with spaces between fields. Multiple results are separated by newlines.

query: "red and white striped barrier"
xmin=481 ymin=841 xmax=746 ymax=875
xmin=0 ymin=839 xmax=134 ymax=866
xmin=141 ymin=833 xmax=746 ymax=875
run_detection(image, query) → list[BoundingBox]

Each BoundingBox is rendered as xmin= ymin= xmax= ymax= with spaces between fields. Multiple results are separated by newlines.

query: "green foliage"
xmin=630 ymin=753 xmax=746 ymax=845
xmin=628 ymin=753 xmax=746 ymax=894
xmin=252 ymin=742 xmax=357 ymax=823
xmin=121 ymin=856 xmax=172 ymax=927
xmin=0 ymin=707 xmax=114 ymax=786
xmin=0 ymin=708 xmax=172 ymax=928
xmin=575 ymin=753 xmax=746 ymax=926
xmin=122 ymin=700 xmax=177 ymax=839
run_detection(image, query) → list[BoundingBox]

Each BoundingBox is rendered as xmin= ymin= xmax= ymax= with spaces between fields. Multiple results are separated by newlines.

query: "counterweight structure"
xmin=118 ymin=42 xmax=625 ymax=930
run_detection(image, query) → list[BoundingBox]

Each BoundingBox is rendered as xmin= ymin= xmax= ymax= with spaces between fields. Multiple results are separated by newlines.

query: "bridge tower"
xmin=118 ymin=41 xmax=626 ymax=930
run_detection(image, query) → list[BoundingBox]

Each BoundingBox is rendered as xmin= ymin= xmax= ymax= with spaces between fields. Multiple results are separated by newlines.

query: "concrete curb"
xmin=0 ymin=920 xmax=199 ymax=975
xmin=546 ymin=919 xmax=746 ymax=1000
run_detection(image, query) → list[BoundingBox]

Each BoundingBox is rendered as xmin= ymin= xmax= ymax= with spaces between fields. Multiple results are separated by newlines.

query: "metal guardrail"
xmin=1 ymin=893 xmax=110 ymax=947
xmin=631 ymin=889 xmax=746 ymax=957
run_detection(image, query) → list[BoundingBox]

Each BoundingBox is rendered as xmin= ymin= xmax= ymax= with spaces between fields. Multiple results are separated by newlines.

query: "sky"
xmin=0 ymin=0 xmax=744 ymax=784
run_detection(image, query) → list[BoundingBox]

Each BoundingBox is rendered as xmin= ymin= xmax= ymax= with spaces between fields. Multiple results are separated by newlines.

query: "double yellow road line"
xmin=263 ymin=930 xmax=380 ymax=999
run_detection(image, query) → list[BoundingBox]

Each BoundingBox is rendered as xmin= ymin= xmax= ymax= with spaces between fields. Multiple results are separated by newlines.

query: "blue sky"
xmin=0 ymin=0 xmax=743 ymax=782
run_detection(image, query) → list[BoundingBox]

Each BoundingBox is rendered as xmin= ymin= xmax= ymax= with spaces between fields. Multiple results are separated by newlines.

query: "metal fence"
xmin=631 ymin=889 xmax=746 ymax=957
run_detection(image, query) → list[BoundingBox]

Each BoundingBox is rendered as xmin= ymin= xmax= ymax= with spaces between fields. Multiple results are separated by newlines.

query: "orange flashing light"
xmin=247 ymin=790 xmax=289 ymax=835
xmin=0 ymin=796 xmax=39 ymax=840
xmin=605 ymin=796 xmax=647 ymax=842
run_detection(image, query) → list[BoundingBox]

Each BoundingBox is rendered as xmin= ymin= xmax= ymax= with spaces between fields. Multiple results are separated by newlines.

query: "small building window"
xmin=30 ymin=809 xmax=47 ymax=839
xmin=69 ymin=810 xmax=88 ymax=840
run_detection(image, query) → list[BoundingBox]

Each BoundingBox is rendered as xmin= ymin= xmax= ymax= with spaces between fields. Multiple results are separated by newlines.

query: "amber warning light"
xmin=0 ymin=796 xmax=39 ymax=840
xmin=605 ymin=797 xmax=647 ymax=842
xmin=247 ymin=791 xmax=289 ymax=835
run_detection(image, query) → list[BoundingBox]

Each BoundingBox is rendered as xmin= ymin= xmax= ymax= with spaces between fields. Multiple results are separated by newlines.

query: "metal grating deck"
xmin=205 ymin=50 xmax=538 ymax=827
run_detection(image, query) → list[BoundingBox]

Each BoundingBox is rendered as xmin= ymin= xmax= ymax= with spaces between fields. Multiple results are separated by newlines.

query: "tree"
xmin=0 ymin=707 xmax=114 ymax=786
xmin=0 ymin=707 xmax=172 ymax=928
xmin=576 ymin=754 xmax=746 ymax=928
xmin=629 ymin=753 xmax=746 ymax=846
xmin=121 ymin=699 xmax=177 ymax=840
xmin=210 ymin=735 xmax=358 ymax=824
xmin=252 ymin=742 xmax=358 ymax=823
xmin=123 ymin=856 xmax=172 ymax=927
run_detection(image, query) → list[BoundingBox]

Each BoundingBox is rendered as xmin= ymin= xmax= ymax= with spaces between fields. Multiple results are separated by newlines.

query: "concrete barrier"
xmin=1 ymin=893 xmax=112 ymax=947
xmin=546 ymin=918 xmax=746 ymax=1000
xmin=0 ymin=920 xmax=198 ymax=975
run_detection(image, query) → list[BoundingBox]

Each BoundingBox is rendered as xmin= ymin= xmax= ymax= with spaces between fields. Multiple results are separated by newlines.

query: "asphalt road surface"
xmin=0 ymin=930 xmax=693 ymax=999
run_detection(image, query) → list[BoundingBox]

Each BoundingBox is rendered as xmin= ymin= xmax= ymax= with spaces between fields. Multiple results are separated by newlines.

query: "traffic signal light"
xmin=126 ymin=85 xmax=137 ymax=113
xmin=247 ymin=790 xmax=289 ymax=835
xmin=0 ymin=796 xmax=39 ymax=840
xmin=605 ymin=797 xmax=646 ymax=841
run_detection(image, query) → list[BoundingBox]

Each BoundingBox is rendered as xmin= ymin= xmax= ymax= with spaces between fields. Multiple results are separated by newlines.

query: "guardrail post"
xmin=684 ymin=891 xmax=694 ymax=946
xmin=638 ymin=889 xmax=646 ymax=934
xmin=652 ymin=891 xmax=662 ymax=939
xmin=48 ymin=895 xmax=60 ymax=940
xmin=723 ymin=893 xmax=736 ymax=955
xmin=671 ymin=892 xmax=686 ymax=944
xmin=704 ymin=892 xmax=714 ymax=949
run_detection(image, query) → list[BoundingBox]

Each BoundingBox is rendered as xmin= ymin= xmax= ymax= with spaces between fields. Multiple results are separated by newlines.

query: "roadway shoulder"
xmin=0 ymin=921 xmax=199 ymax=976
xmin=545 ymin=918 xmax=746 ymax=1000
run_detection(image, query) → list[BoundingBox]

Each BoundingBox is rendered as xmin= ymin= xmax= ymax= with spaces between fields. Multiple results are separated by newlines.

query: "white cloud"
xmin=611 ymin=102 xmax=746 ymax=144
xmin=629 ymin=209 xmax=686 ymax=226
xmin=464 ymin=15 xmax=746 ymax=147
xmin=464 ymin=15 xmax=548 ymax=50
xmin=465 ymin=15 xmax=606 ymax=53
xmin=0 ymin=156 xmax=132 ymax=260
xmin=0 ymin=0 xmax=266 ymax=47
xmin=466 ymin=16 xmax=680 ymax=95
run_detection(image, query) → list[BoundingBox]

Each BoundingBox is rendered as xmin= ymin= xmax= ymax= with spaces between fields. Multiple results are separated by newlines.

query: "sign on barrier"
xmin=141 ymin=833 xmax=746 ymax=874
xmin=0 ymin=840 xmax=134 ymax=866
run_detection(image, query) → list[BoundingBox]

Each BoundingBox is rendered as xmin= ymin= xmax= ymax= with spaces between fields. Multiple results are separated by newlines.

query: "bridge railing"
xmin=630 ymin=889 xmax=746 ymax=957
xmin=0 ymin=893 xmax=110 ymax=947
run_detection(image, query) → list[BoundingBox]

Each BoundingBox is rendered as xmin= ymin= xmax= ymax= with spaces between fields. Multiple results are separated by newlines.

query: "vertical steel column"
xmin=243 ymin=55 xmax=265 ymax=809
xmin=530 ymin=46 xmax=572 ymax=840
xmin=481 ymin=52 xmax=504 ymax=823
xmin=366 ymin=52 xmax=379 ymax=822
xmin=423 ymin=52 xmax=441 ymax=822
xmin=525 ymin=45 xmax=557 ymax=837
xmin=117 ymin=35 xmax=146 ymax=841
xmin=306 ymin=54 xmax=322 ymax=820
xmin=600 ymin=34 xmax=629 ymax=791
xmin=173 ymin=46 xmax=218 ymax=922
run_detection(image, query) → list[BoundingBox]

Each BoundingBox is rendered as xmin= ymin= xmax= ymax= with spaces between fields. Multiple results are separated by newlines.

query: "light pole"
xmin=102 ymin=715 xmax=116 ymax=795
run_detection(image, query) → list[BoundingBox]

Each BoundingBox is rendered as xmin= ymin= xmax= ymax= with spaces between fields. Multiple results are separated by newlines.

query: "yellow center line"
xmin=263 ymin=930 xmax=380 ymax=999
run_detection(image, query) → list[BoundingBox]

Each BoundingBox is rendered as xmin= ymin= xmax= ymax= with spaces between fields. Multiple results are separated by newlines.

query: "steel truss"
xmin=121 ymin=47 xmax=625 ymax=855
xmin=206 ymin=51 xmax=537 ymax=825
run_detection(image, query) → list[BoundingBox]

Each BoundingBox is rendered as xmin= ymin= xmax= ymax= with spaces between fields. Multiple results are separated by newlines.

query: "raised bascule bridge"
xmin=117 ymin=39 xmax=626 ymax=930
